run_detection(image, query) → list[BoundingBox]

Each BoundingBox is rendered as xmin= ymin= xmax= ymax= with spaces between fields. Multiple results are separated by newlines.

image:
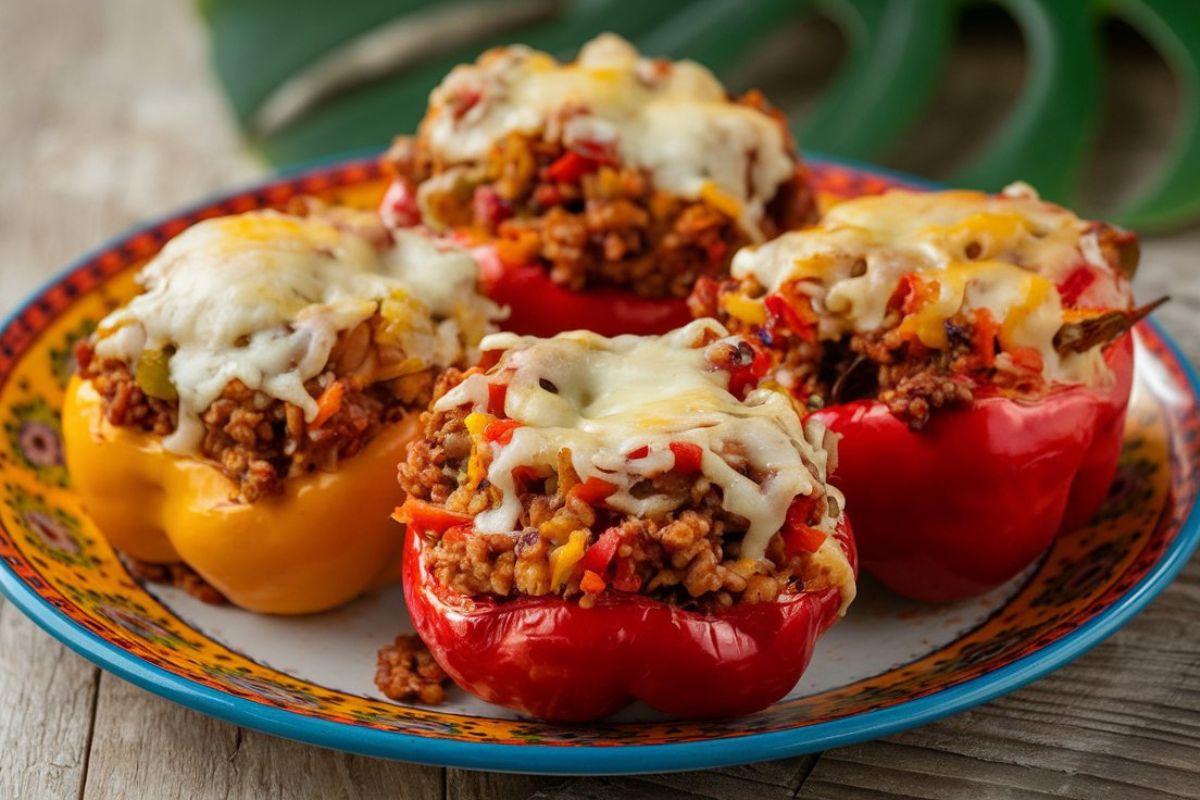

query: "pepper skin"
xmin=63 ymin=377 xmax=416 ymax=614
xmin=403 ymin=519 xmax=856 ymax=722
xmin=468 ymin=243 xmax=695 ymax=338
xmin=808 ymin=334 xmax=1134 ymax=603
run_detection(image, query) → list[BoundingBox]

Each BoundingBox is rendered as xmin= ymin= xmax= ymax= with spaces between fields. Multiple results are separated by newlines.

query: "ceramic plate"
xmin=1 ymin=157 xmax=1197 ymax=775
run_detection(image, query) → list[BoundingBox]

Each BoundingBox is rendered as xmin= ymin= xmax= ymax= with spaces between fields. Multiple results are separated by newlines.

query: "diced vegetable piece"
xmin=580 ymin=569 xmax=607 ymax=595
xmin=549 ymin=530 xmax=589 ymax=590
xmin=483 ymin=418 xmax=522 ymax=445
xmin=545 ymin=151 xmax=599 ymax=183
xmin=765 ymin=293 xmax=816 ymax=342
xmin=464 ymin=412 xmax=493 ymax=438
xmin=669 ymin=441 xmax=703 ymax=474
xmin=726 ymin=342 xmax=770 ymax=399
xmin=393 ymin=495 xmax=473 ymax=534
xmin=782 ymin=495 xmax=827 ymax=556
xmin=579 ymin=528 xmax=621 ymax=575
xmin=783 ymin=524 xmax=827 ymax=556
xmin=310 ymin=380 xmax=345 ymax=428
xmin=568 ymin=476 xmax=619 ymax=507
xmin=1056 ymin=265 xmax=1095 ymax=307
xmin=134 ymin=349 xmax=178 ymax=401
xmin=722 ymin=293 xmax=767 ymax=325
xmin=487 ymin=382 xmax=508 ymax=415
xmin=972 ymin=308 xmax=999 ymax=368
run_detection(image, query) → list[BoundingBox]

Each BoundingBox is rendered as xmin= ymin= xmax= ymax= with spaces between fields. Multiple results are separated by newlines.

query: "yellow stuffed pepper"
xmin=64 ymin=206 xmax=501 ymax=614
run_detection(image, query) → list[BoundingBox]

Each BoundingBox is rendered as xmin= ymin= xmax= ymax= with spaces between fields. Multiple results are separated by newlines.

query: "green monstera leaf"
xmin=199 ymin=0 xmax=1200 ymax=231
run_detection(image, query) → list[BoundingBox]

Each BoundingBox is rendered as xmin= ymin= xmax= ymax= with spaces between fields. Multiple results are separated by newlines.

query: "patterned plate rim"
xmin=1 ymin=154 xmax=1197 ymax=775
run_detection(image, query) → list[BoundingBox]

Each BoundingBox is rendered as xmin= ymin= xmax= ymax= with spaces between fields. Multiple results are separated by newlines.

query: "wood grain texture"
xmin=0 ymin=595 xmax=99 ymax=800
xmin=447 ymin=769 xmax=561 ymax=800
xmin=532 ymin=757 xmax=820 ymax=800
xmin=798 ymin=560 xmax=1200 ymax=800
xmin=82 ymin=674 xmax=442 ymax=800
xmin=0 ymin=1 xmax=1198 ymax=799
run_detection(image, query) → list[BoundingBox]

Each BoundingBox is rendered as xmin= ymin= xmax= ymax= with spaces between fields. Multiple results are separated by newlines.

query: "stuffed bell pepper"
xmin=385 ymin=318 xmax=856 ymax=720
xmin=64 ymin=205 xmax=502 ymax=614
xmin=690 ymin=183 xmax=1159 ymax=601
xmin=379 ymin=33 xmax=817 ymax=337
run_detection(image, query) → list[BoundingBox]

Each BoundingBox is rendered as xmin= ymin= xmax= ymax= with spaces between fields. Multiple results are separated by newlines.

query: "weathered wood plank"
xmin=80 ymin=673 xmax=443 ymax=800
xmin=528 ymin=776 xmax=721 ymax=800
xmin=0 ymin=597 xmax=100 ymax=800
xmin=798 ymin=560 xmax=1200 ymax=800
xmin=448 ymin=769 xmax=561 ymax=800
xmin=523 ymin=756 xmax=818 ymax=800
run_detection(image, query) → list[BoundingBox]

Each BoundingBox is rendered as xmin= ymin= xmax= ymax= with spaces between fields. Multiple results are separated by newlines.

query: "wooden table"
xmin=1 ymin=3 xmax=1197 ymax=798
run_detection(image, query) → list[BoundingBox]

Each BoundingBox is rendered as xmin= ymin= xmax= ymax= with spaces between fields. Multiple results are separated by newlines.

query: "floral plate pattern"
xmin=0 ymin=156 xmax=1197 ymax=775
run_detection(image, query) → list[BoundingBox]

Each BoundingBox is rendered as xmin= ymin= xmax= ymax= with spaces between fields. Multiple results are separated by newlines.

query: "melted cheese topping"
xmin=435 ymin=320 xmax=848 ymax=581
xmin=731 ymin=184 xmax=1128 ymax=385
xmin=94 ymin=210 xmax=500 ymax=454
xmin=421 ymin=34 xmax=796 ymax=240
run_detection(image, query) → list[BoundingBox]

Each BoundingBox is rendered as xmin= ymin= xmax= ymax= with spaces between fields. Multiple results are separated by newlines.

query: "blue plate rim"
xmin=0 ymin=155 xmax=1196 ymax=775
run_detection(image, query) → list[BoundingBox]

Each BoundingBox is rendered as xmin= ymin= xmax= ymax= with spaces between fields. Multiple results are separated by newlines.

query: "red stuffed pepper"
xmin=378 ymin=34 xmax=817 ymax=337
xmin=386 ymin=319 xmax=856 ymax=721
xmin=691 ymin=184 xmax=1159 ymax=602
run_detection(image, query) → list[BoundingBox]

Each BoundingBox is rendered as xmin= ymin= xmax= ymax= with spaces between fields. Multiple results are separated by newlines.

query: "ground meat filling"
xmin=388 ymin=94 xmax=816 ymax=298
xmin=375 ymin=634 xmax=449 ymax=704
xmin=690 ymin=276 xmax=1057 ymax=429
xmin=75 ymin=328 xmax=431 ymax=503
xmin=398 ymin=370 xmax=835 ymax=613
xmin=124 ymin=556 xmax=227 ymax=605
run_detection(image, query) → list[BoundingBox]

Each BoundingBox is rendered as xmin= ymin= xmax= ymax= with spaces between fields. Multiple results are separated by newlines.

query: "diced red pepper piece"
xmin=783 ymin=523 xmax=827 ymax=556
xmin=669 ymin=441 xmax=704 ymax=474
xmin=487 ymin=382 xmax=508 ymax=416
xmin=612 ymin=557 xmax=642 ymax=592
xmin=580 ymin=569 xmax=607 ymax=595
xmin=1057 ymin=265 xmax=1096 ymax=307
xmin=451 ymin=87 xmax=482 ymax=119
xmin=579 ymin=528 xmax=621 ymax=575
xmin=483 ymin=418 xmax=522 ymax=445
xmin=786 ymin=495 xmax=817 ymax=527
xmin=890 ymin=273 xmax=940 ymax=316
xmin=545 ymin=151 xmax=599 ymax=183
xmin=393 ymin=495 xmax=472 ymax=534
xmin=972 ymin=308 xmax=999 ymax=368
xmin=726 ymin=342 xmax=771 ymax=399
xmin=625 ymin=445 xmax=649 ymax=460
xmin=543 ymin=139 xmax=616 ymax=185
xmin=765 ymin=293 xmax=816 ymax=343
xmin=568 ymin=476 xmax=619 ymax=507
xmin=782 ymin=495 xmax=826 ymax=555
